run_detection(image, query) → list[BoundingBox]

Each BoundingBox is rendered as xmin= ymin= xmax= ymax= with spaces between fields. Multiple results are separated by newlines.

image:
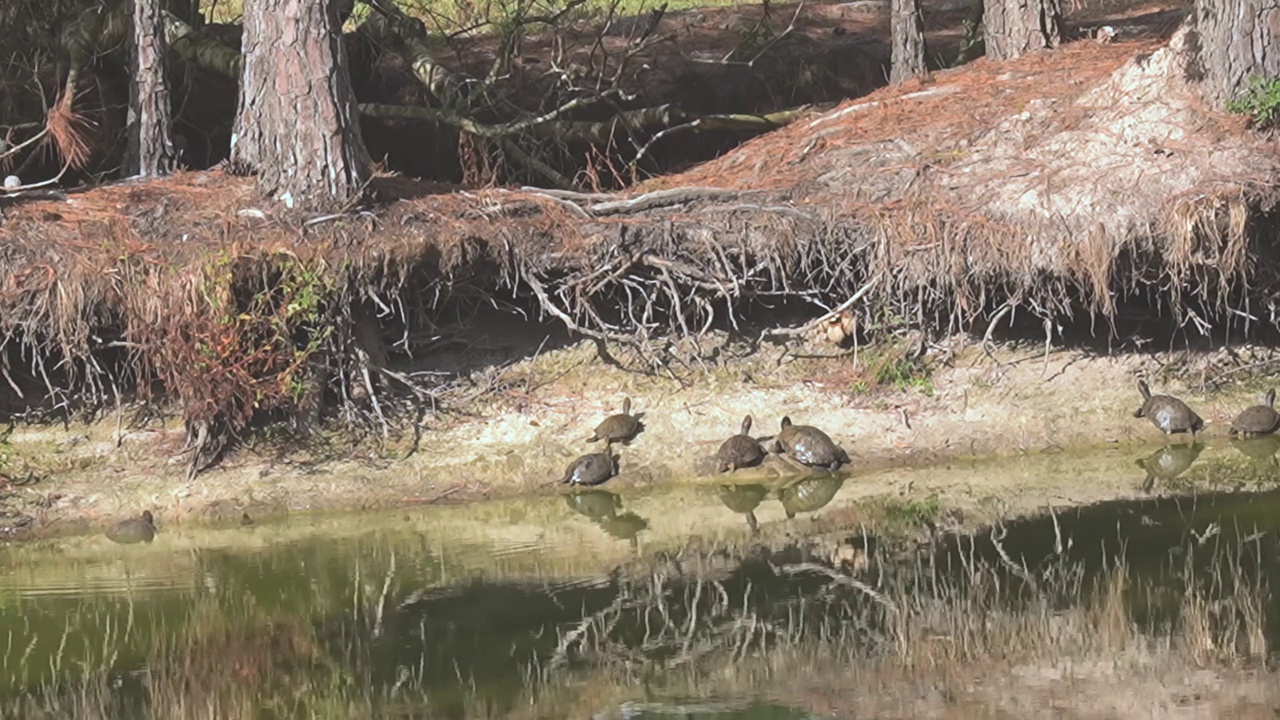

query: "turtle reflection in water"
xmin=779 ymin=476 xmax=845 ymax=519
xmin=564 ymin=489 xmax=648 ymax=548
xmin=1136 ymin=443 xmax=1204 ymax=492
xmin=565 ymin=489 xmax=623 ymax=520
xmin=718 ymin=483 xmax=768 ymax=533
xmin=597 ymin=513 xmax=649 ymax=550
xmin=1231 ymin=435 xmax=1280 ymax=467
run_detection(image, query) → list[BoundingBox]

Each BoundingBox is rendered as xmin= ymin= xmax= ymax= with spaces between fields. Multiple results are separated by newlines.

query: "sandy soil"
xmin=4 ymin=332 xmax=1275 ymax=543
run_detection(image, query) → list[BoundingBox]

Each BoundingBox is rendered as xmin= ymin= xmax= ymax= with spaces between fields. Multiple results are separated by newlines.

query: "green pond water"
xmin=3 ymin=438 xmax=1280 ymax=718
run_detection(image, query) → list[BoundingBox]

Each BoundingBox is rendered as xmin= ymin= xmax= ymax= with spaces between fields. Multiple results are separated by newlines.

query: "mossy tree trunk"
xmin=229 ymin=0 xmax=371 ymax=211
xmin=125 ymin=0 xmax=177 ymax=176
xmin=1194 ymin=0 xmax=1280 ymax=104
xmin=983 ymin=0 xmax=1062 ymax=61
xmin=890 ymin=0 xmax=928 ymax=82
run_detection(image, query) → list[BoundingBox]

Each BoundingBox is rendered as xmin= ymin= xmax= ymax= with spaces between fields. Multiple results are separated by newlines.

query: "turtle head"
xmin=740 ymin=415 xmax=753 ymax=435
xmin=141 ymin=510 xmax=154 ymax=525
xmin=621 ymin=397 xmax=632 ymax=415
xmin=1266 ymin=388 xmax=1276 ymax=408
xmin=780 ymin=416 xmax=792 ymax=429
xmin=1137 ymin=380 xmax=1151 ymax=401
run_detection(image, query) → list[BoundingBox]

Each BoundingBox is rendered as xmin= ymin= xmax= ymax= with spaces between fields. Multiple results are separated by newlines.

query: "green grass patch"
xmin=1226 ymin=74 xmax=1280 ymax=130
xmin=850 ymin=343 xmax=934 ymax=396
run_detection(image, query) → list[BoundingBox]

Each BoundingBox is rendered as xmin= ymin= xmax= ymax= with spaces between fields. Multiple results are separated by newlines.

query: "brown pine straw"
xmin=45 ymin=92 xmax=95 ymax=171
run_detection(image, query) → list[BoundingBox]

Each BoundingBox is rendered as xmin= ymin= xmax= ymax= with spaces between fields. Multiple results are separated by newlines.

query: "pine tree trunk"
xmin=1194 ymin=0 xmax=1280 ymax=104
xmin=983 ymin=0 xmax=1063 ymax=61
xmin=890 ymin=0 xmax=929 ymax=82
xmin=229 ymin=0 xmax=371 ymax=211
xmin=125 ymin=0 xmax=176 ymax=177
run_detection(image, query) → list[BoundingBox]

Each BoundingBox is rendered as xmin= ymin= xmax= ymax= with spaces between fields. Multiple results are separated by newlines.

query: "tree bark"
xmin=229 ymin=0 xmax=371 ymax=211
xmin=125 ymin=0 xmax=177 ymax=176
xmin=983 ymin=0 xmax=1063 ymax=61
xmin=890 ymin=0 xmax=929 ymax=82
xmin=1194 ymin=0 xmax=1280 ymax=104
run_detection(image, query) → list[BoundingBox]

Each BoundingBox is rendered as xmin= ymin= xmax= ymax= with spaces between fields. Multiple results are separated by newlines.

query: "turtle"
xmin=585 ymin=397 xmax=642 ymax=446
xmin=1133 ymin=380 xmax=1204 ymax=437
xmin=1230 ymin=388 xmax=1280 ymax=437
xmin=773 ymin=417 xmax=849 ymax=470
xmin=715 ymin=415 xmax=766 ymax=472
xmin=718 ymin=483 xmax=768 ymax=533
xmin=566 ymin=489 xmax=623 ymax=520
xmin=106 ymin=511 xmax=156 ymax=545
xmin=560 ymin=450 xmax=618 ymax=487
xmin=778 ymin=476 xmax=845 ymax=519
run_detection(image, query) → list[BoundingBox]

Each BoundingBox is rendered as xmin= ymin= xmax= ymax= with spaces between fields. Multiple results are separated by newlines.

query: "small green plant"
xmin=881 ymin=495 xmax=942 ymax=526
xmin=875 ymin=355 xmax=933 ymax=395
xmin=1226 ymin=74 xmax=1280 ymax=129
xmin=848 ymin=342 xmax=933 ymax=396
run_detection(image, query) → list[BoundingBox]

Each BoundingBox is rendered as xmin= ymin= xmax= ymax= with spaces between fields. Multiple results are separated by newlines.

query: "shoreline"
xmin=4 ymin=338 xmax=1276 ymax=543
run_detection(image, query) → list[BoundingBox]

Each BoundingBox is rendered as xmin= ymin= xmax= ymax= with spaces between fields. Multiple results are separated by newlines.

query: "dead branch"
xmin=587 ymin=187 xmax=746 ymax=216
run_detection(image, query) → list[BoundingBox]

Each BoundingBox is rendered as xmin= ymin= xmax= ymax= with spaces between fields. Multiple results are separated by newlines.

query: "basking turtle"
xmin=106 ymin=511 xmax=156 ymax=545
xmin=1133 ymin=380 xmax=1204 ymax=437
xmin=566 ymin=489 xmax=623 ymax=520
xmin=716 ymin=415 xmax=766 ymax=472
xmin=560 ymin=450 xmax=618 ymax=487
xmin=585 ymin=397 xmax=642 ymax=446
xmin=718 ymin=483 xmax=768 ymax=533
xmin=779 ymin=476 xmax=845 ymax=519
xmin=1230 ymin=389 xmax=1280 ymax=437
xmin=773 ymin=417 xmax=849 ymax=470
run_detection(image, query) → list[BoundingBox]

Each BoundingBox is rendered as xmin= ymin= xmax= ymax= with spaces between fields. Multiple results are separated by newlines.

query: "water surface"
xmin=4 ymin=440 xmax=1280 ymax=718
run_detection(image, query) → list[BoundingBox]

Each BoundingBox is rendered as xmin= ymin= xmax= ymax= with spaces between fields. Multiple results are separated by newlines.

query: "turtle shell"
xmin=1133 ymin=381 xmax=1204 ymax=435
xmin=587 ymin=397 xmax=642 ymax=444
xmin=716 ymin=415 xmax=765 ymax=471
xmin=775 ymin=417 xmax=849 ymax=470
xmin=1230 ymin=389 xmax=1280 ymax=437
xmin=561 ymin=453 xmax=617 ymax=486
xmin=106 ymin=511 xmax=156 ymax=544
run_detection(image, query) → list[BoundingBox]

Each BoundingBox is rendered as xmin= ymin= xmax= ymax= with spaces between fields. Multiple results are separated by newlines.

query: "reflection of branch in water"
xmin=773 ymin=562 xmax=898 ymax=613
xmin=548 ymin=591 xmax=632 ymax=672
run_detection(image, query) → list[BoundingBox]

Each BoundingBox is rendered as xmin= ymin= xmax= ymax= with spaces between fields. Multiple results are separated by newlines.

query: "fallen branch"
xmin=587 ymin=186 xmax=745 ymax=216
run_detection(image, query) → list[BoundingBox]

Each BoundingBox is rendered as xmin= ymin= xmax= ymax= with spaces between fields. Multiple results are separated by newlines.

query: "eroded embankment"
xmin=4 ymin=22 xmax=1280 ymax=539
